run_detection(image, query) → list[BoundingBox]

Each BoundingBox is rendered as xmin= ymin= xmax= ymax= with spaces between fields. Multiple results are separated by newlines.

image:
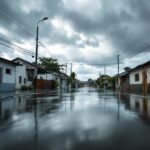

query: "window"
xmin=24 ymin=78 xmax=26 ymax=84
xmin=6 ymin=68 xmax=11 ymax=74
xmin=19 ymin=76 xmax=22 ymax=84
xmin=135 ymin=73 xmax=139 ymax=82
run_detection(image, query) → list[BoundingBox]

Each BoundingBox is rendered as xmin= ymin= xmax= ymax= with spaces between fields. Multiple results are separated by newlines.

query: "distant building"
xmin=0 ymin=57 xmax=17 ymax=92
xmin=36 ymin=68 xmax=69 ymax=90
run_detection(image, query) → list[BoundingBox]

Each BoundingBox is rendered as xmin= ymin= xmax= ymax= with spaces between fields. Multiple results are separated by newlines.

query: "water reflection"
xmin=0 ymin=88 xmax=150 ymax=150
xmin=120 ymin=94 xmax=150 ymax=123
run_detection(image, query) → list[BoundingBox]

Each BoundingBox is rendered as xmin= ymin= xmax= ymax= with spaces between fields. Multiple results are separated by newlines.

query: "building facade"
xmin=0 ymin=57 xmax=17 ymax=92
xmin=129 ymin=62 xmax=150 ymax=95
xmin=12 ymin=57 xmax=36 ymax=90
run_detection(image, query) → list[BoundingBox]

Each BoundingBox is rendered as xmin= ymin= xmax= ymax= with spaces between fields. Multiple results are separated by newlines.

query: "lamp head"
xmin=42 ymin=17 xmax=48 ymax=21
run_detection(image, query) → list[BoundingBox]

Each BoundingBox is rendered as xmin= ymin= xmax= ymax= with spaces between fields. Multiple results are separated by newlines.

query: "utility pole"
xmin=117 ymin=54 xmax=120 ymax=90
xmin=65 ymin=63 xmax=67 ymax=74
xmin=34 ymin=17 xmax=48 ymax=89
xmin=35 ymin=25 xmax=39 ymax=67
xmin=104 ymin=65 xmax=106 ymax=75
xmin=70 ymin=63 xmax=72 ymax=74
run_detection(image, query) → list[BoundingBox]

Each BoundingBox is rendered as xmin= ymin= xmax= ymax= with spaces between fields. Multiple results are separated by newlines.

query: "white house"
xmin=0 ymin=57 xmax=17 ymax=92
xmin=129 ymin=60 xmax=150 ymax=95
xmin=37 ymin=68 xmax=69 ymax=90
xmin=12 ymin=57 xmax=36 ymax=90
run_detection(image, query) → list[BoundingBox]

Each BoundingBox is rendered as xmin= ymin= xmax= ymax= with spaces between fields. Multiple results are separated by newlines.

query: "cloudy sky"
xmin=0 ymin=0 xmax=150 ymax=80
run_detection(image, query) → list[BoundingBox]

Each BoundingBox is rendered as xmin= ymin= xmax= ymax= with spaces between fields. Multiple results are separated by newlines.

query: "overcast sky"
xmin=0 ymin=0 xmax=150 ymax=80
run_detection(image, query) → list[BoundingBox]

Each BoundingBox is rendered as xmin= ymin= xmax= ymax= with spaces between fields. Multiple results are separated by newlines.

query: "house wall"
xmin=13 ymin=59 xmax=34 ymax=89
xmin=130 ymin=70 xmax=143 ymax=84
xmin=0 ymin=61 xmax=16 ymax=92
xmin=129 ymin=67 xmax=150 ymax=94
xmin=15 ymin=65 xmax=32 ymax=89
xmin=129 ymin=70 xmax=143 ymax=94
xmin=37 ymin=73 xmax=55 ymax=80
xmin=120 ymin=76 xmax=130 ymax=93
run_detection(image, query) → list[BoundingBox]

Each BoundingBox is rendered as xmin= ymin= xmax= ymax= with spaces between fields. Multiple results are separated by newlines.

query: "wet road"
xmin=0 ymin=87 xmax=150 ymax=150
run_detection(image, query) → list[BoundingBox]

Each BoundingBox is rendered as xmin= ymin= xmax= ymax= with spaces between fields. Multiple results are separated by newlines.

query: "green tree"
xmin=68 ymin=72 xmax=76 ymax=88
xmin=38 ymin=57 xmax=63 ymax=73
xmin=70 ymin=72 xmax=76 ymax=80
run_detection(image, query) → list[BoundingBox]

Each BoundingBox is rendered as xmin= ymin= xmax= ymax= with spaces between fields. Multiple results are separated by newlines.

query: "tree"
xmin=38 ymin=57 xmax=63 ymax=73
xmin=70 ymin=72 xmax=76 ymax=80
xmin=68 ymin=72 xmax=76 ymax=88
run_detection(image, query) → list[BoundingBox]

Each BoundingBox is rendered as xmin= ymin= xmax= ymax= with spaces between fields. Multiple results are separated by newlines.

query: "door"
xmin=142 ymin=70 xmax=147 ymax=95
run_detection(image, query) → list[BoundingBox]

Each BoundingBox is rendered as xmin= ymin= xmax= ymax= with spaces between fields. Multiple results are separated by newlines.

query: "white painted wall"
xmin=0 ymin=61 xmax=16 ymax=84
xmin=15 ymin=65 xmax=32 ymax=89
xmin=13 ymin=59 xmax=33 ymax=89
xmin=37 ymin=73 xmax=55 ymax=80
xmin=130 ymin=70 xmax=143 ymax=84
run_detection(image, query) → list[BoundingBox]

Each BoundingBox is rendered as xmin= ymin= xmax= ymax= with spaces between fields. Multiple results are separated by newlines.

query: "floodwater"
xmin=0 ymin=87 xmax=150 ymax=150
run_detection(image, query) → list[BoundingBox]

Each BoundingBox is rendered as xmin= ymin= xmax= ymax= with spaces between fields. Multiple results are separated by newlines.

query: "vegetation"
xmin=68 ymin=72 xmax=76 ymax=88
xmin=96 ymin=75 xmax=115 ymax=89
xmin=38 ymin=57 xmax=64 ymax=73
xmin=53 ymin=80 xmax=59 ymax=89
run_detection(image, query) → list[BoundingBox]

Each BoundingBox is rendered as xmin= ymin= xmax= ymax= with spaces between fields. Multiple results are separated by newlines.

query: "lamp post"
xmin=35 ymin=17 xmax=48 ymax=66
xmin=34 ymin=17 xmax=48 ymax=89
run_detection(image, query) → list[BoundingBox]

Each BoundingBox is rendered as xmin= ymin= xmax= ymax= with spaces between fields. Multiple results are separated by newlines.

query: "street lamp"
xmin=34 ymin=17 xmax=48 ymax=89
xmin=35 ymin=17 xmax=48 ymax=66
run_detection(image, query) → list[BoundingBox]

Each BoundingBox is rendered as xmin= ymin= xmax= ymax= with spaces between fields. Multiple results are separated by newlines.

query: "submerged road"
xmin=0 ymin=87 xmax=150 ymax=150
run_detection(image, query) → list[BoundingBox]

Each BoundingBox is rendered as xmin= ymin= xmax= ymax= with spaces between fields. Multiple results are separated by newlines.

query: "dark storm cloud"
xmin=1 ymin=0 xmax=150 ymax=65
xmin=62 ymin=0 xmax=150 ymax=56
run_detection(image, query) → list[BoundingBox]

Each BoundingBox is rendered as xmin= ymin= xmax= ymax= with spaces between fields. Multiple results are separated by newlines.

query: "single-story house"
xmin=12 ymin=57 xmax=36 ymax=90
xmin=36 ymin=68 xmax=69 ymax=90
xmin=115 ymin=71 xmax=130 ymax=93
xmin=117 ymin=60 xmax=150 ymax=95
xmin=0 ymin=57 xmax=18 ymax=92
xmin=129 ymin=60 xmax=150 ymax=95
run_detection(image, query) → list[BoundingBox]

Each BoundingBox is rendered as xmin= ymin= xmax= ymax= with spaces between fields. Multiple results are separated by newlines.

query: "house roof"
xmin=12 ymin=57 xmax=35 ymax=67
xmin=0 ymin=57 xmax=18 ymax=66
xmin=115 ymin=60 xmax=150 ymax=77
xmin=129 ymin=60 xmax=150 ymax=73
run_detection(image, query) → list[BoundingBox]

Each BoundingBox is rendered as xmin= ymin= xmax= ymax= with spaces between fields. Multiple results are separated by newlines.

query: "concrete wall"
xmin=130 ymin=70 xmax=143 ymax=85
xmin=37 ymin=73 xmax=55 ymax=80
xmin=13 ymin=60 xmax=33 ymax=89
xmin=0 ymin=61 xmax=16 ymax=91
xmin=15 ymin=65 xmax=32 ymax=89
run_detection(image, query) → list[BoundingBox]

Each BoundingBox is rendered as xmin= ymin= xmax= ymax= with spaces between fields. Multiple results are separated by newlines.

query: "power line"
xmin=0 ymin=10 xmax=34 ymax=37
xmin=121 ymin=43 xmax=150 ymax=60
xmin=0 ymin=37 xmax=34 ymax=54
xmin=0 ymin=42 xmax=34 ymax=56
xmin=0 ymin=10 xmax=51 ymax=58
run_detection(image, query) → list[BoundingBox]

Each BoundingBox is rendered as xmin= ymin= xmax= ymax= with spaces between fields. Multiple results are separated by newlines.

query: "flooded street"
xmin=0 ymin=87 xmax=150 ymax=150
